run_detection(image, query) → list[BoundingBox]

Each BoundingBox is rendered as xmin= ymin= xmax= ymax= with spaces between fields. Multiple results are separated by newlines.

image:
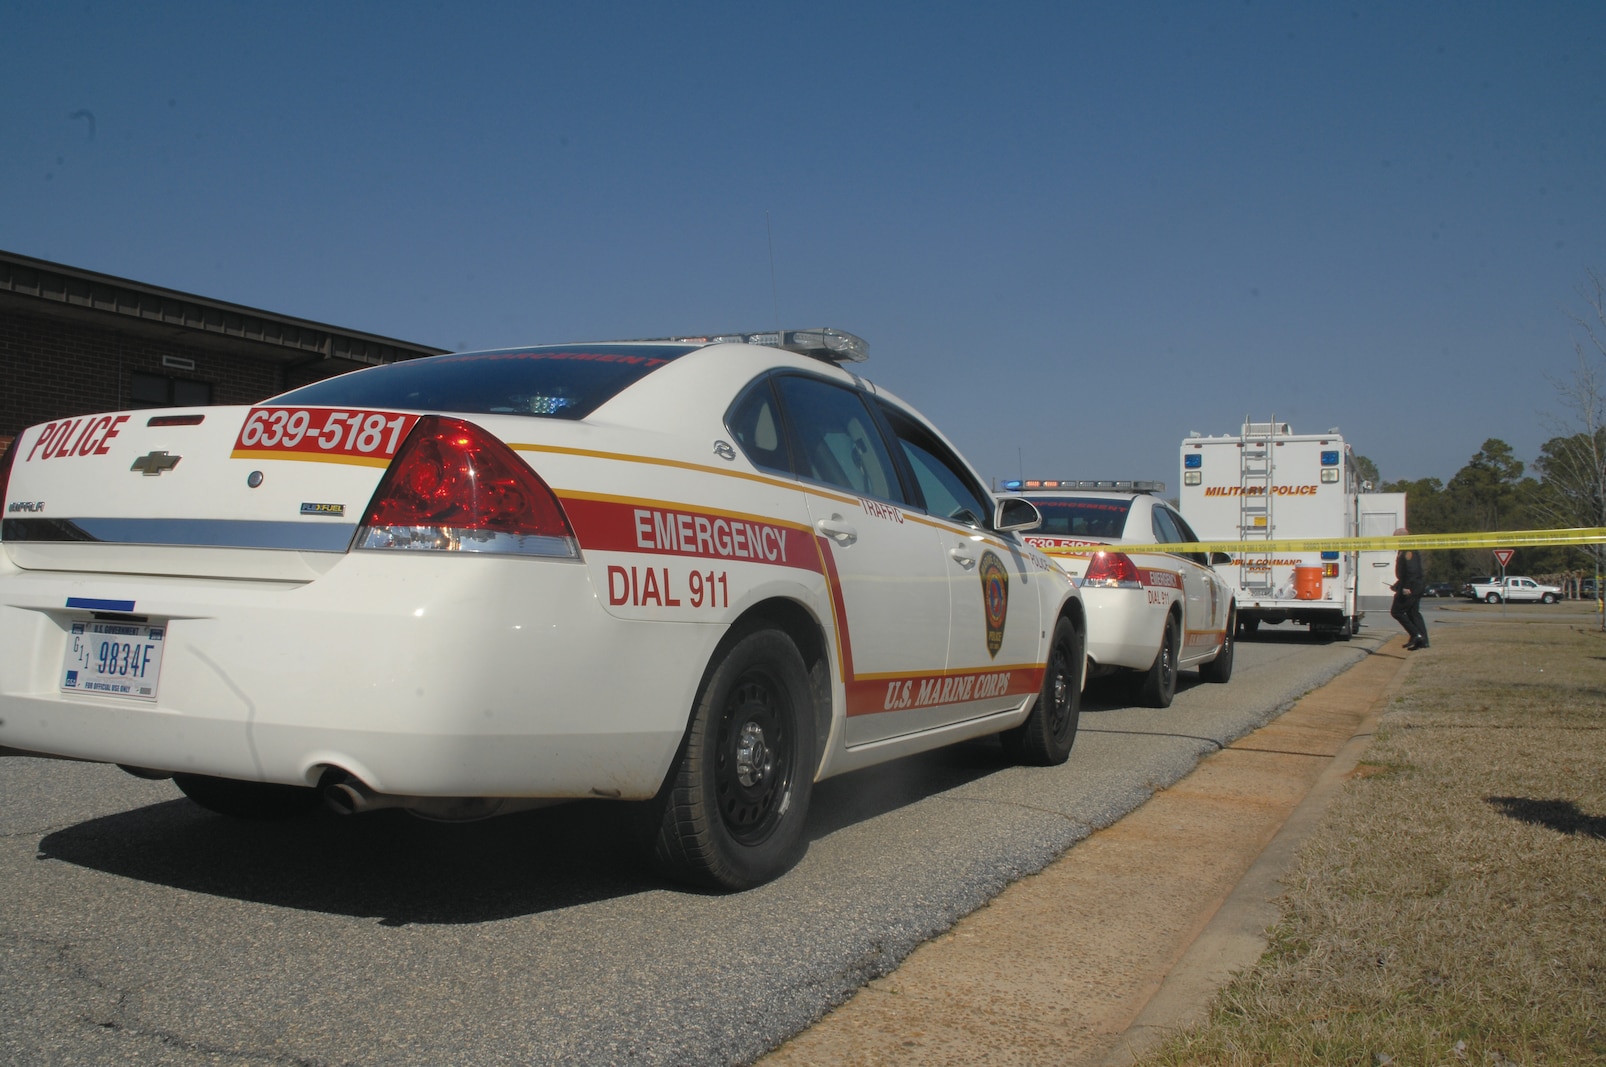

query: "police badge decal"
xmin=979 ymin=551 xmax=1008 ymax=658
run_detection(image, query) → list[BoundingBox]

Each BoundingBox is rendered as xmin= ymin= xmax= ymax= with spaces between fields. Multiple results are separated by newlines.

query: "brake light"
xmin=1081 ymin=551 xmax=1142 ymax=588
xmin=356 ymin=416 xmax=579 ymax=557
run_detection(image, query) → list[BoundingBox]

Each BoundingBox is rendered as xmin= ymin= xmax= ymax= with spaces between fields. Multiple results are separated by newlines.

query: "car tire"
xmin=1542 ymin=592 xmax=1557 ymax=604
xmin=1485 ymin=593 xmax=1501 ymax=604
xmin=1199 ymin=606 xmax=1235 ymax=683
xmin=172 ymin=773 xmax=322 ymax=820
xmin=1239 ymin=615 xmax=1260 ymax=636
xmin=650 ymin=627 xmax=815 ymax=891
xmin=1137 ymin=613 xmax=1180 ymax=708
xmin=1001 ymin=616 xmax=1082 ymax=766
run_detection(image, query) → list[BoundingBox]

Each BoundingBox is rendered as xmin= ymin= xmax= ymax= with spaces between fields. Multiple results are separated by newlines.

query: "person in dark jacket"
xmin=1389 ymin=527 xmax=1429 ymax=649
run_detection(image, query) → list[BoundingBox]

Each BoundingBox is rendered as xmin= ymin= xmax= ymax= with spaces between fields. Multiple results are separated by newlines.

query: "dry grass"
xmin=1139 ymin=612 xmax=1606 ymax=1066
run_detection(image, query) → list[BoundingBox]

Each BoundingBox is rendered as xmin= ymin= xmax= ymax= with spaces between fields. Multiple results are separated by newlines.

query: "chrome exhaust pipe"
xmin=323 ymin=778 xmax=405 ymax=815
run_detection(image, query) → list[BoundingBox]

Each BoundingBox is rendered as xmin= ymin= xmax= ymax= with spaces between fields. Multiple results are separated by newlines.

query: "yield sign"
xmin=1494 ymin=549 xmax=1515 ymax=567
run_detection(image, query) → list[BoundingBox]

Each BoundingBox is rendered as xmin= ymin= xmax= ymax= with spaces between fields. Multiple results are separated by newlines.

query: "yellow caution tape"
xmin=1035 ymin=527 xmax=1606 ymax=558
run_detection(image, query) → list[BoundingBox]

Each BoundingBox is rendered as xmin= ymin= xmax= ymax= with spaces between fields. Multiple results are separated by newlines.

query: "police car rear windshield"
xmin=271 ymin=344 xmax=696 ymax=420
xmin=1026 ymin=498 xmax=1134 ymax=539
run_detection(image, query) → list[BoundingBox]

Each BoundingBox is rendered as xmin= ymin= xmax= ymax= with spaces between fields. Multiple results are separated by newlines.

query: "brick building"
xmin=1 ymin=249 xmax=447 ymax=455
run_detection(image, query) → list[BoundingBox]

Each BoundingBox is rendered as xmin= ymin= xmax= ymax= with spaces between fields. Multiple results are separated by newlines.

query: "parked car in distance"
xmin=1001 ymin=479 xmax=1235 ymax=708
xmin=1467 ymin=576 xmax=1563 ymax=604
xmin=1425 ymin=582 xmax=1457 ymax=598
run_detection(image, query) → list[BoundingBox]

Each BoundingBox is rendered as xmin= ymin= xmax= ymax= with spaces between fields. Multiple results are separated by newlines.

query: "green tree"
xmin=1379 ymin=476 xmax=1448 ymax=531
xmin=1532 ymin=430 xmax=1606 ymax=569
xmin=1540 ymin=268 xmax=1606 ymax=618
xmin=1444 ymin=438 xmax=1529 ymax=529
xmin=1353 ymin=454 xmax=1381 ymax=490
xmin=1403 ymin=440 xmax=1545 ymax=580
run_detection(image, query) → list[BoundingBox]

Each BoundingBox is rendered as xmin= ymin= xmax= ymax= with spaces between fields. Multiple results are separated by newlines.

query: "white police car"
xmin=1001 ymin=480 xmax=1234 ymax=707
xmin=0 ymin=329 xmax=1085 ymax=890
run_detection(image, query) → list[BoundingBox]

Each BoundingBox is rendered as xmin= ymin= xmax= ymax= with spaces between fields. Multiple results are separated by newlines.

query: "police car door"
xmin=762 ymin=374 xmax=953 ymax=746
xmin=877 ymin=401 xmax=1045 ymax=729
xmin=1153 ymin=504 xmax=1222 ymax=660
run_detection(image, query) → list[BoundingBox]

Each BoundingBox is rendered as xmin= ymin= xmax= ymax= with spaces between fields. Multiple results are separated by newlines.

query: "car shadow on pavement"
xmin=1078 ymin=673 xmax=1206 ymax=712
xmin=36 ymin=743 xmax=1020 ymax=921
xmin=803 ymin=739 xmax=1020 ymax=840
xmin=36 ymin=795 xmax=660 ymax=924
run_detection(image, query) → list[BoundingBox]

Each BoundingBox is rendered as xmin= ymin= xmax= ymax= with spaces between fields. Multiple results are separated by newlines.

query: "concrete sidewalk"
xmin=760 ymin=636 xmax=1416 ymax=1066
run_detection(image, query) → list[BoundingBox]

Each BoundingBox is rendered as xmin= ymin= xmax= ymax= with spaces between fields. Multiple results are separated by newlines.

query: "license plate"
xmin=62 ymin=619 xmax=166 ymax=700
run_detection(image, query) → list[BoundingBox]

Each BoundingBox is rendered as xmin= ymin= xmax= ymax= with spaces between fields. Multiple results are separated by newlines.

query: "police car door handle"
xmin=815 ymin=517 xmax=857 ymax=546
xmin=949 ymin=547 xmax=977 ymax=569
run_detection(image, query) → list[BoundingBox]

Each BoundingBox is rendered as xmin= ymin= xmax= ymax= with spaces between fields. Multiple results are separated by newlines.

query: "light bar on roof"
xmin=650 ymin=328 xmax=868 ymax=363
xmin=999 ymin=479 xmax=1166 ymax=493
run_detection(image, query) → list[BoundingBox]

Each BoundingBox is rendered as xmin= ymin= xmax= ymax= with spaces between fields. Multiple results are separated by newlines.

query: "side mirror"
xmin=1210 ymin=552 xmax=1233 ymax=566
xmin=995 ymin=497 xmax=1042 ymax=533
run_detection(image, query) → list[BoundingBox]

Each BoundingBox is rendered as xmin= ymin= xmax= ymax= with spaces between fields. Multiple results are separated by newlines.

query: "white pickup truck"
xmin=1467 ymin=576 xmax=1563 ymax=604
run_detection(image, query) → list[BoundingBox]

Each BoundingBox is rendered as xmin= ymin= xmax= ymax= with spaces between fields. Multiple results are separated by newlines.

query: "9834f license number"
xmin=62 ymin=620 xmax=166 ymax=700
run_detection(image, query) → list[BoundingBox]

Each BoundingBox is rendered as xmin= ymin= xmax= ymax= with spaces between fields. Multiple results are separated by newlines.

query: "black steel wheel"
xmin=1137 ymin=613 xmax=1180 ymax=708
xmin=1001 ymin=616 xmax=1083 ymax=766
xmin=1200 ymin=605 xmax=1235 ymax=683
xmin=651 ymin=628 xmax=815 ymax=891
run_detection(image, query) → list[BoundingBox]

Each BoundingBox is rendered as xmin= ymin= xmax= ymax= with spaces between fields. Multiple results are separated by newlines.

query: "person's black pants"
xmin=1391 ymin=591 xmax=1427 ymax=645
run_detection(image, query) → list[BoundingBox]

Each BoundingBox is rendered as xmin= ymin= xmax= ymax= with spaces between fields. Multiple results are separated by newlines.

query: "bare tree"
xmin=1539 ymin=269 xmax=1606 ymax=623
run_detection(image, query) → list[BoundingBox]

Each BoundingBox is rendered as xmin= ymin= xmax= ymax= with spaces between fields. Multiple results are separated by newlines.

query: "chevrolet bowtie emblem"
xmin=130 ymin=451 xmax=182 ymax=476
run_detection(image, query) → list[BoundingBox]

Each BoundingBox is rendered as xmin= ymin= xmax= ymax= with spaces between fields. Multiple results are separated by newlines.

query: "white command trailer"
xmin=1178 ymin=421 xmax=1361 ymax=639
xmin=1356 ymin=491 xmax=1407 ymax=615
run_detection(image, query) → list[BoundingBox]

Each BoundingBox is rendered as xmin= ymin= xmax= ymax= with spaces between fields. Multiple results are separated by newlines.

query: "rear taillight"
xmin=1081 ymin=551 xmax=1142 ymax=588
xmin=356 ymin=416 xmax=579 ymax=557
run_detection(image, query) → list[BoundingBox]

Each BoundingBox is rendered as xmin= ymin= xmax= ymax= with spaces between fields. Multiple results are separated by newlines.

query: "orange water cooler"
xmin=1293 ymin=564 xmax=1325 ymax=600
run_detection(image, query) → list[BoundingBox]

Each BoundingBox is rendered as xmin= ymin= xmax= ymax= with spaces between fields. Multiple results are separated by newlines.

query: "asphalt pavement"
xmin=1 ymin=617 xmax=1399 ymax=1066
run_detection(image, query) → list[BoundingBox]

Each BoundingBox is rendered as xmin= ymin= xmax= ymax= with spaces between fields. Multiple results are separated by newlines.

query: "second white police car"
xmin=0 ymin=329 xmax=1085 ymax=890
xmin=1001 ymin=480 xmax=1235 ymax=707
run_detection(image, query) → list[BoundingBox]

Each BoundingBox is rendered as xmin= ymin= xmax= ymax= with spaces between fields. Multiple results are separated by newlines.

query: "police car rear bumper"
xmin=1080 ymin=588 xmax=1165 ymax=671
xmin=0 ymin=554 xmax=714 ymax=799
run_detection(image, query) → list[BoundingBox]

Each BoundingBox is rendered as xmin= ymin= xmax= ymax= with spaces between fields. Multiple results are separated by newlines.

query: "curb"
xmin=1098 ymin=638 xmax=1417 ymax=1064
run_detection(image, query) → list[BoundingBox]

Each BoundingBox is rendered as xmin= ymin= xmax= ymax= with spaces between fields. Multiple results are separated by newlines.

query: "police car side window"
xmin=877 ymin=402 xmax=993 ymax=529
xmin=1156 ymin=506 xmax=1208 ymax=565
xmin=1170 ymin=509 xmax=1203 ymax=545
xmin=770 ymin=375 xmax=902 ymax=502
xmin=726 ymin=379 xmax=793 ymax=476
xmin=1151 ymin=506 xmax=1176 ymax=545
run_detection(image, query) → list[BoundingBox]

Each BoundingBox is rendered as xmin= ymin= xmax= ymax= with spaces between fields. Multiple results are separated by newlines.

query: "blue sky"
xmin=5 ymin=1 xmax=1603 ymax=490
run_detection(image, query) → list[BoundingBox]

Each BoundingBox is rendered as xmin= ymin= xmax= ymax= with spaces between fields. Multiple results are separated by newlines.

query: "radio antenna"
xmin=766 ymin=211 xmax=781 ymax=332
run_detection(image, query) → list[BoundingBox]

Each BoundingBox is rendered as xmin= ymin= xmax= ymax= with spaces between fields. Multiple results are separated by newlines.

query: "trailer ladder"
xmin=1238 ymin=418 xmax=1286 ymax=596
